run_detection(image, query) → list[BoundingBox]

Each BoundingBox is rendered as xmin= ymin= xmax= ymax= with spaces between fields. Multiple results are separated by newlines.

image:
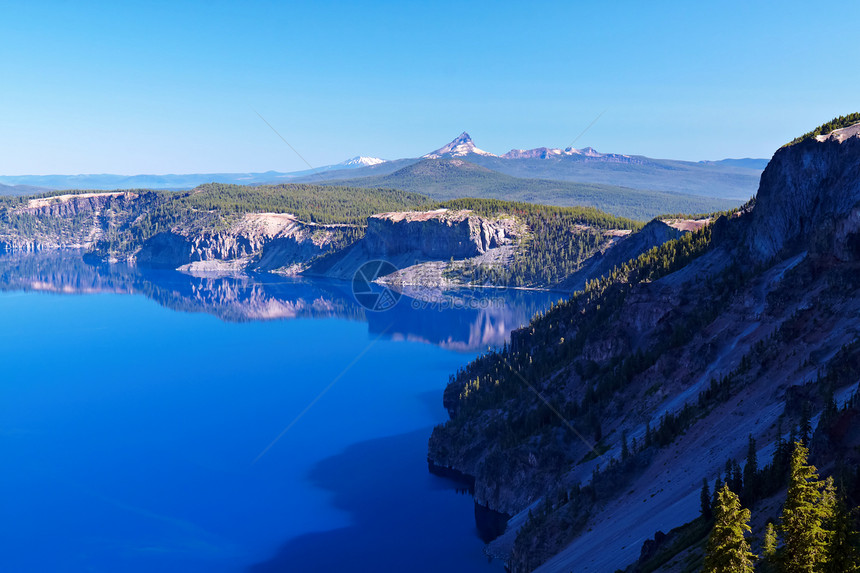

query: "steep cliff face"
xmin=1 ymin=194 xmax=668 ymax=290
xmin=133 ymin=213 xmax=342 ymax=272
xmin=22 ymin=192 xmax=140 ymax=218
xmin=364 ymin=209 xmax=517 ymax=258
xmin=0 ymin=191 xmax=156 ymax=251
xmin=306 ymin=209 xmax=521 ymax=280
xmin=132 ymin=209 xmax=519 ymax=275
xmin=747 ymin=125 xmax=860 ymax=262
xmin=429 ymin=122 xmax=860 ymax=572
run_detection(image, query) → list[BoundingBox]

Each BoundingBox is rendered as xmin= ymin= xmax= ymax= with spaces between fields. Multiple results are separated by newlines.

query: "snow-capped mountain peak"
xmin=501 ymin=145 xmax=631 ymax=161
xmin=339 ymin=156 xmax=386 ymax=167
xmin=423 ymin=132 xmax=497 ymax=159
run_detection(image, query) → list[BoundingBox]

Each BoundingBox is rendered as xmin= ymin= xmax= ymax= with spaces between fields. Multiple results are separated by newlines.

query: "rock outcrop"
xmin=428 ymin=120 xmax=860 ymax=572
xmin=133 ymin=213 xmax=341 ymax=272
xmin=747 ymin=124 xmax=860 ymax=262
xmin=556 ymin=219 xmax=681 ymax=292
xmin=0 ymin=191 xmax=156 ymax=252
xmin=365 ymin=209 xmax=516 ymax=258
xmin=307 ymin=209 xmax=520 ymax=280
xmin=22 ymin=191 xmax=139 ymax=218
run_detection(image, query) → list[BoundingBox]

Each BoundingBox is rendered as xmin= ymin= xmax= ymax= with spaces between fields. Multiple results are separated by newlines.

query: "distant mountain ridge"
xmin=422 ymin=131 xmax=496 ymax=158
xmin=325 ymin=157 xmax=737 ymax=221
xmin=0 ymin=132 xmax=766 ymax=203
xmin=0 ymin=182 xmax=53 ymax=196
xmin=338 ymin=156 xmax=386 ymax=167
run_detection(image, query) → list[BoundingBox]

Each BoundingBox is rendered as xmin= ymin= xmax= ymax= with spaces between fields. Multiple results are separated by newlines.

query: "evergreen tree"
xmin=780 ymin=442 xmax=830 ymax=572
xmin=823 ymin=492 xmax=860 ymax=573
xmin=702 ymin=484 xmax=756 ymax=573
xmin=712 ymin=476 xmax=724 ymax=513
xmin=799 ymin=403 xmax=812 ymax=445
xmin=732 ymin=460 xmax=744 ymax=495
xmin=763 ymin=521 xmax=778 ymax=558
xmin=821 ymin=390 xmax=838 ymax=431
xmin=762 ymin=521 xmax=779 ymax=573
xmin=744 ymin=435 xmax=758 ymax=502
xmin=701 ymin=478 xmax=713 ymax=521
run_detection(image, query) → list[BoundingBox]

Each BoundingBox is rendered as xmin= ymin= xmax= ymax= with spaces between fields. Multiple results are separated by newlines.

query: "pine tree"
xmin=702 ymin=484 xmax=756 ymax=573
xmin=823 ymin=492 xmax=860 ymax=573
xmin=821 ymin=390 xmax=838 ymax=431
xmin=763 ymin=521 xmax=778 ymax=557
xmin=780 ymin=442 xmax=830 ymax=572
xmin=744 ymin=435 xmax=758 ymax=502
xmin=712 ymin=476 xmax=724 ymax=513
xmin=799 ymin=403 xmax=812 ymax=445
xmin=701 ymin=478 xmax=713 ymax=521
xmin=732 ymin=460 xmax=744 ymax=495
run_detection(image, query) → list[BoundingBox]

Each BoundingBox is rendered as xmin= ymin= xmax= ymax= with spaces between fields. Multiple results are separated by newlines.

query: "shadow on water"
xmin=247 ymin=428 xmax=502 ymax=573
xmin=0 ymin=251 xmax=553 ymax=571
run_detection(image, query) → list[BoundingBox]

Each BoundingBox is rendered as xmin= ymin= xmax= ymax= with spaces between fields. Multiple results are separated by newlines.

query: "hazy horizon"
xmin=2 ymin=1 xmax=858 ymax=175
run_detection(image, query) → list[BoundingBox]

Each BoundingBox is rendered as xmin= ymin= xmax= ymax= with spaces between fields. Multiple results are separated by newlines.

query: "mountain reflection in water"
xmin=0 ymin=251 xmax=560 ymax=351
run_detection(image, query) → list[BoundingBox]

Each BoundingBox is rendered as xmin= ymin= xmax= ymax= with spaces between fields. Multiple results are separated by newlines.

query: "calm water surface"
xmin=0 ymin=253 xmax=557 ymax=572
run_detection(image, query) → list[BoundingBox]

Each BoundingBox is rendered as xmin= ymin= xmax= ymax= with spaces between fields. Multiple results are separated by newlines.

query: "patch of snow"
xmin=423 ymin=132 xmax=498 ymax=158
xmin=339 ymin=156 xmax=386 ymax=167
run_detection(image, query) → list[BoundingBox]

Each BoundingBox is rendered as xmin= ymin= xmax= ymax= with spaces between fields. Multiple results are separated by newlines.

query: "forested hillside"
xmin=328 ymin=158 xmax=739 ymax=221
xmin=1 ymin=185 xmax=690 ymax=290
xmin=437 ymin=198 xmax=643 ymax=287
xmin=428 ymin=118 xmax=860 ymax=572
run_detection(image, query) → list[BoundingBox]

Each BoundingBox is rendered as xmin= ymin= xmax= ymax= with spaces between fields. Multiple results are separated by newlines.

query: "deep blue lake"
xmin=0 ymin=253 xmax=557 ymax=572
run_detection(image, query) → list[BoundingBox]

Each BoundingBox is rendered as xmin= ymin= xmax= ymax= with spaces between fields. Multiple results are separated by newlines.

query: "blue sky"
xmin=1 ymin=0 xmax=858 ymax=174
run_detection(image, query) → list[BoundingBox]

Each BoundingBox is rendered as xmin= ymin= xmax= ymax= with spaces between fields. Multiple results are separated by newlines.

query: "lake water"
xmin=0 ymin=253 xmax=557 ymax=572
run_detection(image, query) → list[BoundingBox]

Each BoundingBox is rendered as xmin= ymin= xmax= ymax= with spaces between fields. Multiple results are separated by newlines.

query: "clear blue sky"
xmin=1 ymin=0 xmax=858 ymax=175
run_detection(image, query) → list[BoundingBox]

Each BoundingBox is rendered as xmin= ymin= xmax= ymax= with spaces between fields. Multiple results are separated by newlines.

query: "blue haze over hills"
xmin=0 ymin=133 xmax=764 ymax=202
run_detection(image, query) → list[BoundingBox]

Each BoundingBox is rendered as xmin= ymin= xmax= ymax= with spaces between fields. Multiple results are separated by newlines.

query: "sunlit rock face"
xmin=364 ymin=209 xmax=518 ymax=259
xmin=747 ymin=126 xmax=860 ymax=262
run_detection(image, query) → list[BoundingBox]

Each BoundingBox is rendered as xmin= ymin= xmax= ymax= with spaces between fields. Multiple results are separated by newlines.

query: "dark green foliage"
xmin=763 ymin=522 xmax=778 ymax=558
xmin=701 ymin=478 xmax=713 ymax=521
xmin=0 ymin=183 xmax=431 ymax=260
xmin=799 ymin=402 xmax=812 ymax=446
xmin=702 ymin=484 xmax=756 ymax=573
xmin=328 ymin=157 xmax=739 ymax=221
xmin=823 ymin=494 xmax=860 ymax=573
xmin=510 ymin=448 xmax=654 ymax=573
xmin=635 ymin=517 xmax=711 ymax=573
xmin=780 ymin=442 xmax=832 ymax=573
xmin=510 ymin=484 xmax=592 ymax=573
xmin=743 ymin=435 xmax=758 ymax=503
xmin=712 ymin=476 xmax=724 ymax=513
xmin=438 ymin=197 xmax=641 ymax=287
xmin=444 ymin=224 xmax=727 ymax=456
xmin=439 ymin=197 xmax=641 ymax=231
xmin=786 ymin=113 xmax=860 ymax=146
xmin=181 ymin=182 xmax=430 ymax=225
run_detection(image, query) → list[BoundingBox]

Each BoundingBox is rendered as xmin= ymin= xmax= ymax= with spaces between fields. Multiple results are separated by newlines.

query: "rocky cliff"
xmin=747 ymin=124 xmax=860 ymax=262
xmin=132 ymin=212 xmax=341 ymax=272
xmin=364 ymin=209 xmax=517 ymax=258
xmin=428 ymin=119 xmax=860 ymax=572
xmin=0 ymin=191 xmax=157 ymax=252
xmin=305 ymin=208 xmax=521 ymax=280
xmin=556 ymin=219 xmax=682 ymax=292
